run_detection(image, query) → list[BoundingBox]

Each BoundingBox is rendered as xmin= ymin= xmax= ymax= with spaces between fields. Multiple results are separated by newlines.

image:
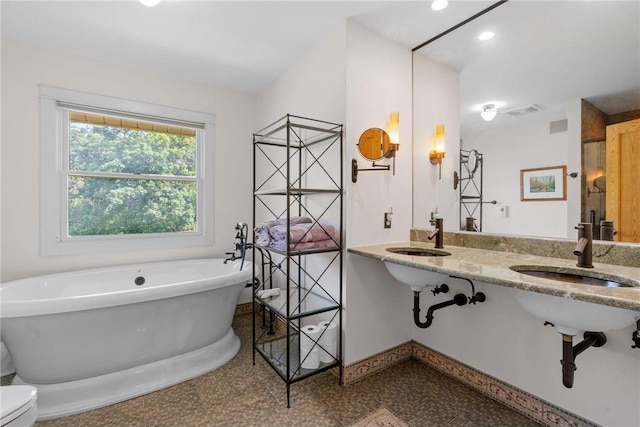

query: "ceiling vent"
xmin=503 ymin=104 xmax=544 ymax=117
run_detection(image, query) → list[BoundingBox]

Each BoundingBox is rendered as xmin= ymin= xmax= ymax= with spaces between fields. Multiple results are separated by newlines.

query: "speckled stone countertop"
xmin=347 ymin=241 xmax=640 ymax=311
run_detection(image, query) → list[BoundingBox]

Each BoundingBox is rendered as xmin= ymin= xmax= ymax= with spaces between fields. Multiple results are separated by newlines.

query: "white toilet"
xmin=0 ymin=386 xmax=38 ymax=427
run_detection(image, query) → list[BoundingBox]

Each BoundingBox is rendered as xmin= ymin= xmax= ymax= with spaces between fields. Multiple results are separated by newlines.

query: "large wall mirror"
xmin=412 ymin=0 xmax=640 ymax=243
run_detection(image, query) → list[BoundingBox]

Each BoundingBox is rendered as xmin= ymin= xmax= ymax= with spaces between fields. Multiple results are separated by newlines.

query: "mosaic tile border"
xmin=341 ymin=340 xmax=599 ymax=427
xmin=342 ymin=342 xmax=413 ymax=384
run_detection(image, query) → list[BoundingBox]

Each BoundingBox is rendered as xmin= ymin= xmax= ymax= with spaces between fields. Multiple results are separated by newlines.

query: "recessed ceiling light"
xmin=478 ymin=31 xmax=495 ymax=41
xmin=139 ymin=0 xmax=161 ymax=7
xmin=481 ymin=104 xmax=498 ymax=121
xmin=431 ymin=0 xmax=449 ymax=11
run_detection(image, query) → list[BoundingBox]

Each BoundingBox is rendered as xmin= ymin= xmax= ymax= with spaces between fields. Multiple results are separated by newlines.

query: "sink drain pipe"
xmin=413 ymin=276 xmax=487 ymax=328
xmin=413 ymin=291 xmax=468 ymax=328
xmin=561 ymin=332 xmax=607 ymax=388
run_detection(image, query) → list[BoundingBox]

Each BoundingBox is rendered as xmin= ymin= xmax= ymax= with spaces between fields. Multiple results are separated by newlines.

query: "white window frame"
xmin=40 ymin=85 xmax=215 ymax=256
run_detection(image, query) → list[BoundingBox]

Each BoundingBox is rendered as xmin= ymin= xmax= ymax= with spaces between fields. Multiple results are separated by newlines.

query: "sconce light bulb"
xmin=139 ymin=0 xmax=161 ymax=7
xmin=595 ymin=166 xmax=604 ymax=178
xmin=435 ymin=124 xmax=445 ymax=153
xmin=388 ymin=112 xmax=400 ymax=146
xmin=481 ymin=104 xmax=497 ymax=121
xmin=429 ymin=124 xmax=446 ymax=166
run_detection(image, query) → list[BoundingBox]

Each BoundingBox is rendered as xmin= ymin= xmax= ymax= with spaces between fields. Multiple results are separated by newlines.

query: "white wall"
xmin=459 ymin=99 xmax=583 ymax=239
xmin=412 ymin=54 xmax=460 ymax=230
xmin=249 ymin=23 xmax=347 ymax=308
xmin=254 ymin=23 xmax=346 ymax=128
xmin=344 ymin=21 xmax=413 ymax=365
xmin=253 ymin=20 xmax=413 ymax=365
xmin=462 ymin=118 xmax=571 ymax=237
xmin=565 ymin=99 xmax=582 ymax=238
xmin=1 ymin=39 xmax=255 ymax=281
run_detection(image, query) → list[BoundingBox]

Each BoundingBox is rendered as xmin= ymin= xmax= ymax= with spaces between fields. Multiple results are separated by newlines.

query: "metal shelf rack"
xmin=455 ymin=149 xmax=490 ymax=231
xmin=252 ymin=114 xmax=343 ymax=407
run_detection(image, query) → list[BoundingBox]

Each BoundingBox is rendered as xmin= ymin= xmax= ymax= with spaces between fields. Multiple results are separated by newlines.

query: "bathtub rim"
xmin=0 ymin=258 xmax=255 ymax=318
xmin=13 ymin=327 xmax=241 ymax=421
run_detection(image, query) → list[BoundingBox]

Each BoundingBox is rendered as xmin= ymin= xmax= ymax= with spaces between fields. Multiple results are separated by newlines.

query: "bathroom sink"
xmin=510 ymin=265 xmax=640 ymax=335
xmin=383 ymin=262 xmax=448 ymax=292
xmin=510 ymin=265 xmax=636 ymax=288
xmin=386 ymin=247 xmax=451 ymax=257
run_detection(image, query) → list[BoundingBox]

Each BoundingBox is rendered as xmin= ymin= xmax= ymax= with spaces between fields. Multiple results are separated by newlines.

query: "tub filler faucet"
xmin=574 ymin=222 xmax=593 ymax=268
xmin=224 ymin=223 xmax=251 ymax=267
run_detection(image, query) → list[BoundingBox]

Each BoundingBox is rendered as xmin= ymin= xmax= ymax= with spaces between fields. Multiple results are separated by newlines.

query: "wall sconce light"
xmin=386 ymin=111 xmax=400 ymax=158
xmin=480 ymin=104 xmax=497 ymax=121
xmin=429 ymin=124 xmax=445 ymax=179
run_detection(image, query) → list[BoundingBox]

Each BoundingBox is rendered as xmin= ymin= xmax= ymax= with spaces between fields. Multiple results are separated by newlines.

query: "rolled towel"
xmin=256 ymin=288 xmax=281 ymax=299
xmin=269 ymin=223 xmax=336 ymax=244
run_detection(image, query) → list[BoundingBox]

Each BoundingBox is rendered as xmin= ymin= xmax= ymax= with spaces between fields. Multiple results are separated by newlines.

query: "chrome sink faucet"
xmin=574 ymin=222 xmax=594 ymax=268
xmin=428 ymin=217 xmax=444 ymax=249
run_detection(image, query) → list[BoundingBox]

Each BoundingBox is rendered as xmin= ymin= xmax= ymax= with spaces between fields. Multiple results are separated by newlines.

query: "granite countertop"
xmin=347 ymin=241 xmax=640 ymax=311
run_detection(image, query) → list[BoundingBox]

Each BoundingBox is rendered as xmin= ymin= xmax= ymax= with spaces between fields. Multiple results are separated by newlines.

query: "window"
xmin=40 ymin=86 xmax=215 ymax=255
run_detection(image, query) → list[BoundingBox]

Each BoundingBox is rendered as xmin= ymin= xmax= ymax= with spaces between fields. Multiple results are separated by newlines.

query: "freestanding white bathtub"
xmin=0 ymin=258 xmax=253 ymax=420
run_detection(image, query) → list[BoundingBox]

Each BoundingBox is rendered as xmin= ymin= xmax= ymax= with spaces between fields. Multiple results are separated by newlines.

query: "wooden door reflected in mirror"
xmin=606 ymin=118 xmax=640 ymax=242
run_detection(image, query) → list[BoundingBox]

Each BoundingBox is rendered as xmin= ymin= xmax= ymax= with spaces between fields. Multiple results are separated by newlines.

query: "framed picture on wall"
xmin=520 ymin=165 xmax=567 ymax=201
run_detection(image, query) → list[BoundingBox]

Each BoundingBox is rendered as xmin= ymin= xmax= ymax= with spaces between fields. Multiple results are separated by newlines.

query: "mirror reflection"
xmin=358 ymin=128 xmax=391 ymax=161
xmin=413 ymin=0 xmax=640 ymax=242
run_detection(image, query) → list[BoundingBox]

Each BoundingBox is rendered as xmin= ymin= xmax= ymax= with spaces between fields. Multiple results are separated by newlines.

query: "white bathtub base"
xmin=13 ymin=328 xmax=241 ymax=421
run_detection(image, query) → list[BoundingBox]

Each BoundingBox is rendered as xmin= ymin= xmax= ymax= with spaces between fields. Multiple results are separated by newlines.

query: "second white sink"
xmin=512 ymin=288 xmax=640 ymax=336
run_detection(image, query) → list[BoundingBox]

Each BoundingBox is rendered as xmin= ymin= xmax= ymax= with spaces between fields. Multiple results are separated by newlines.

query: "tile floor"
xmin=5 ymin=313 xmax=542 ymax=427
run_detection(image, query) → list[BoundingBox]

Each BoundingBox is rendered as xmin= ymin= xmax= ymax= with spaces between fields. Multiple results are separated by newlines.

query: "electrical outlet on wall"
xmin=384 ymin=207 xmax=393 ymax=228
xmin=499 ymin=205 xmax=509 ymax=218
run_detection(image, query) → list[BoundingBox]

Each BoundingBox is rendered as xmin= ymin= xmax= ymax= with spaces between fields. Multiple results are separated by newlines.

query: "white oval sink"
xmin=386 ymin=247 xmax=451 ymax=257
xmin=510 ymin=265 xmax=638 ymax=288
xmin=383 ymin=261 xmax=448 ymax=292
xmin=511 ymin=266 xmax=640 ymax=335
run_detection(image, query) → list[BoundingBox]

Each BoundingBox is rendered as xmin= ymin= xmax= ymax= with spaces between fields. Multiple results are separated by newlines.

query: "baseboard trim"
xmin=342 ymin=341 xmax=599 ymax=427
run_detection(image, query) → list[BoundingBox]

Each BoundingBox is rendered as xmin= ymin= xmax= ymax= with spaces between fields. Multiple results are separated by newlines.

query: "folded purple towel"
xmin=271 ymin=239 xmax=338 ymax=252
xmin=254 ymin=216 xmax=312 ymax=245
xmin=269 ymin=223 xmax=336 ymax=244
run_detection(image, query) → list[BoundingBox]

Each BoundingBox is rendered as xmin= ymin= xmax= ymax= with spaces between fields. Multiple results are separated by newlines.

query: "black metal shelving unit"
xmin=457 ymin=149 xmax=485 ymax=231
xmin=252 ymin=114 xmax=343 ymax=407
